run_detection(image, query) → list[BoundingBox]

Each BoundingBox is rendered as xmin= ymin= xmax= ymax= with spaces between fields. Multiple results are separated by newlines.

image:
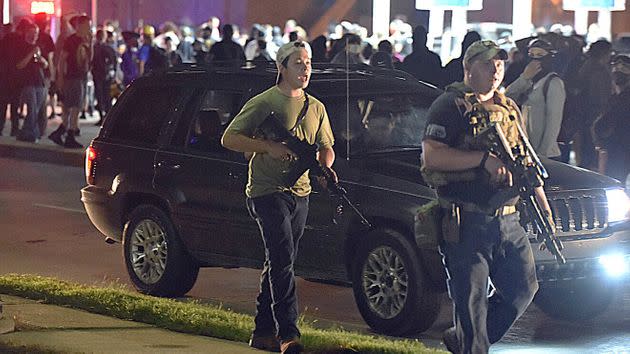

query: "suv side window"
xmin=172 ymin=89 xmax=242 ymax=153
xmin=323 ymin=93 xmax=431 ymax=157
xmin=109 ymin=85 xmax=181 ymax=145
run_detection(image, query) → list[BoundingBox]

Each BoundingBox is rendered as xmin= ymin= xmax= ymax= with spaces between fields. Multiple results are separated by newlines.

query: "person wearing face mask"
xmin=330 ymin=33 xmax=365 ymax=65
xmin=592 ymin=55 xmax=630 ymax=182
xmin=506 ymin=39 xmax=565 ymax=159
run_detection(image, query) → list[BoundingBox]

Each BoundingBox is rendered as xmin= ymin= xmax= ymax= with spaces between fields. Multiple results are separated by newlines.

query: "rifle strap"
xmin=289 ymin=91 xmax=309 ymax=135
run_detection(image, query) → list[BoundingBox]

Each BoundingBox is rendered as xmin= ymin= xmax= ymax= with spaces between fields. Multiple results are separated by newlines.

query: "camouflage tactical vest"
xmin=421 ymin=87 xmax=526 ymax=188
xmin=460 ymin=91 xmax=525 ymax=155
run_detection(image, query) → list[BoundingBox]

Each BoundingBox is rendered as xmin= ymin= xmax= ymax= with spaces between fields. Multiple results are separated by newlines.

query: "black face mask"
xmin=530 ymin=55 xmax=554 ymax=83
xmin=612 ymin=72 xmax=629 ymax=86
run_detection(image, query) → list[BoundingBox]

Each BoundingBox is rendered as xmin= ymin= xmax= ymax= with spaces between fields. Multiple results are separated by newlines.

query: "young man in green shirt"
xmin=222 ymin=40 xmax=336 ymax=354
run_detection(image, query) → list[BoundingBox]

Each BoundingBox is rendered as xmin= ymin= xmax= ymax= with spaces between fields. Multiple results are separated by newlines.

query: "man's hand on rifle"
xmin=483 ymin=152 xmax=513 ymax=187
xmin=265 ymin=141 xmax=298 ymax=161
xmin=317 ymin=166 xmax=338 ymax=190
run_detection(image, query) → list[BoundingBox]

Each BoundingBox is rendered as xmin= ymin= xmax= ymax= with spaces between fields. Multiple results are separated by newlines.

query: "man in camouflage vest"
xmin=422 ymin=40 xmax=553 ymax=354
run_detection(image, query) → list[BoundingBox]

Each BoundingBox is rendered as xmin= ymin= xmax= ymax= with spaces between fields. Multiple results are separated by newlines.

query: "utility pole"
xmin=91 ymin=0 xmax=97 ymax=25
xmin=512 ymin=0 xmax=533 ymax=40
xmin=2 ymin=0 xmax=9 ymax=24
xmin=372 ymin=0 xmax=390 ymax=38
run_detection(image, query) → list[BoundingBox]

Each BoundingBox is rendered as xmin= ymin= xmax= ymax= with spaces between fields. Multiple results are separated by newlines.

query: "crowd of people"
xmin=0 ymin=12 xmax=628 ymax=178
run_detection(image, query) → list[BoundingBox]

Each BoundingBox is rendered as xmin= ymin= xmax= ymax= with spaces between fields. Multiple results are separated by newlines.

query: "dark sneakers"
xmin=442 ymin=327 xmax=460 ymax=354
xmin=48 ymin=126 xmax=65 ymax=146
xmin=280 ymin=338 xmax=303 ymax=354
xmin=249 ymin=334 xmax=280 ymax=352
xmin=63 ymin=131 xmax=84 ymax=149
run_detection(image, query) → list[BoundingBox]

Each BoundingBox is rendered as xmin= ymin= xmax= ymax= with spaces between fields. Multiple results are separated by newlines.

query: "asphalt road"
xmin=1 ymin=157 xmax=628 ymax=353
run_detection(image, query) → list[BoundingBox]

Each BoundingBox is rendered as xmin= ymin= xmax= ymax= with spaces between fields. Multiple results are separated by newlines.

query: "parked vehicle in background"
xmin=81 ymin=62 xmax=630 ymax=335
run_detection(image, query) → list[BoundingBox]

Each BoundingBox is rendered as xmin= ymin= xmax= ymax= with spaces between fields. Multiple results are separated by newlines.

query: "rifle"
xmin=256 ymin=112 xmax=373 ymax=229
xmin=474 ymin=121 xmax=566 ymax=264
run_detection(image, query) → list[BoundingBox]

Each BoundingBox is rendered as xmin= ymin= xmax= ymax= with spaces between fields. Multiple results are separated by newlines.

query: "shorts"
xmin=62 ymin=78 xmax=86 ymax=108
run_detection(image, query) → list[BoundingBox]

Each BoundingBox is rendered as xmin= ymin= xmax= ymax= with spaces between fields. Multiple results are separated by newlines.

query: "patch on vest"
xmin=426 ymin=124 xmax=447 ymax=139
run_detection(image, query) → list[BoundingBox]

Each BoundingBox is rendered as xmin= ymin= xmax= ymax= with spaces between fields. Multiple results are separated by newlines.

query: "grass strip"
xmin=0 ymin=274 xmax=444 ymax=354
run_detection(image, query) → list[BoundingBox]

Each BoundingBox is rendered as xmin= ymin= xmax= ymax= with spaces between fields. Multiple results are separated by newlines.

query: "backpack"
xmin=147 ymin=45 xmax=169 ymax=73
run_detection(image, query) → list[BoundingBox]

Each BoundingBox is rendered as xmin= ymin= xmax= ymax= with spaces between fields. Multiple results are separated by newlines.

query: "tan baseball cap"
xmin=276 ymin=40 xmax=312 ymax=67
xmin=275 ymin=40 xmax=312 ymax=84
xmin=463 ymin=40 xmax=508 ymax=68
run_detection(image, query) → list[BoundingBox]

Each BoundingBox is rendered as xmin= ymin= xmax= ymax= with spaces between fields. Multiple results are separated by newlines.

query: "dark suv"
xmin=81 ymin=63 xmax=630 ymax=335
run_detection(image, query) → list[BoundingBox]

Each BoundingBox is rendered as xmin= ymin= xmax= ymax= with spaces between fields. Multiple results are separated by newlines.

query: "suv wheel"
xmin=123 ymin=204 xmax=199 ymax=297
xmin=534 ymin=279 xmax=617 ymax=321
xmin=351 ymin=229 xmax=440 ymax=335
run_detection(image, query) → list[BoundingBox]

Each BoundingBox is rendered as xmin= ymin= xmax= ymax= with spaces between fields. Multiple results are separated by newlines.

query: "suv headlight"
xmin=606 ymin=188 xmax=630 ymax=223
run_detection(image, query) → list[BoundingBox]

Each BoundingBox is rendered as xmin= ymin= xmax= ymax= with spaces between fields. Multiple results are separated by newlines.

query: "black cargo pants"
xmin=439 ymin=211 xmax=539 ymax=354
xmin=246 ymin=191 xmax=309 ymax=341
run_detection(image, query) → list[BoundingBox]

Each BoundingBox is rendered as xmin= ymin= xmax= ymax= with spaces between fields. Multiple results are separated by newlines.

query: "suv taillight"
xmin=85 ymin=145 xmax=97 ymax=185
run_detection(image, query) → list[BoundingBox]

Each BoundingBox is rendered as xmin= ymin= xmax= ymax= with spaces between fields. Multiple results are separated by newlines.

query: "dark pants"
xmin=556 ymin=141 xmax=571 ymax=164
xmin=440 ymin=211 xmax=538 ymax=354
xmin=18 ymin=86 xmax=46 ymax=140
xmin=246 ymin=192 xmax=309 ymax=341
xmin=93 ymin=77 xmax=112 ymax=117
xmin=0 ymin=91 xmax=20 ymax=135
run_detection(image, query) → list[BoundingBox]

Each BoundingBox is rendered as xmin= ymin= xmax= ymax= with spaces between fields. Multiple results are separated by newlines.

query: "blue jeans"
xmin=246 ymin=192 xmax=309 ymax=341
xmin=440 ymin=211 xmax=538 ymax=354
xmin=19 ymin=86 xmax=46 ymax=140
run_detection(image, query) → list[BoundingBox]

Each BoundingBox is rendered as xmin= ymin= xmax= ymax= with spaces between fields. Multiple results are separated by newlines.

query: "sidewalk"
xmin=0 ymin=119 xmax=265 ymax=353
xmin=0 ymin=294 xmax=260 ymax=353
xmin=0 ymin=114 xmax=101 ymax=167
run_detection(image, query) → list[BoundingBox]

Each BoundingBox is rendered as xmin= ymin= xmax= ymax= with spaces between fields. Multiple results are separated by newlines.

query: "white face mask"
xmin=347 ymin=44 xmax=362 ymax=54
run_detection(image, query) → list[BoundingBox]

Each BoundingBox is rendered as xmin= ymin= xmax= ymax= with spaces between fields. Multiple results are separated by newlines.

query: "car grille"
xmin=526 ymin=189 xmax=608 ymax=241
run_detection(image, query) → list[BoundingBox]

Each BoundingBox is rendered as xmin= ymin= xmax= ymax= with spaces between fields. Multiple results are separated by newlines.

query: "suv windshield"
xmin=322 ymin=93 xmax=430 ymax=157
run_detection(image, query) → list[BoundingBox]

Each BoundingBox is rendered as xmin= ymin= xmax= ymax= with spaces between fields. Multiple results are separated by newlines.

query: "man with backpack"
xmin=506 ymin=39 xmax=565 ymax=159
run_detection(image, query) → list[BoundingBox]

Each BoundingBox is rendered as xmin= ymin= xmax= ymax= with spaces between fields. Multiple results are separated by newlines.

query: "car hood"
xmin=351 ymin=150 xmax=622 ymax=192
xmin=541 ymin=158 xmax=623 ymax=191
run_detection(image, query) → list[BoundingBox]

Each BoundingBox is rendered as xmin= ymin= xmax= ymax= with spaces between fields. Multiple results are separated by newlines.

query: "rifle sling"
xmin=289 ymin=91 xmax=309 ymax=135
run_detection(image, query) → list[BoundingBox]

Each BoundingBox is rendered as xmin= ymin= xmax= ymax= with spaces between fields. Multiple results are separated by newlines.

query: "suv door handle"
xmin=157 ymin=161 xmax=181 ymax=170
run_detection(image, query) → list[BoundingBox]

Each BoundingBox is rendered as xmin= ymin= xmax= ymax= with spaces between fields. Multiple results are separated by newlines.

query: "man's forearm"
xmin=317 ymin=147 xmax=335 ymax=168
xmin=221 ymin=132 xmax=270 ymax=153
xmin=534 ymin=186 xmax=552 ymax=214
xmin=422 ymin=139 xmax=485 ymax=172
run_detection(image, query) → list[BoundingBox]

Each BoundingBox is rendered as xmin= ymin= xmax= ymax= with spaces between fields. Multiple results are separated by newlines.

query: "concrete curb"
xmin=0 ymin=299 xmax=15 ymax=335
xmin=0 ymin=115 xmax=99 ymax=168
xmin=0 ymin=141 xmax=84 ymax=168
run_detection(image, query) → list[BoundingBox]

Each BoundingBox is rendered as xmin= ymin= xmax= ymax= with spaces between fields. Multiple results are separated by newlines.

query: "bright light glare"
xmin=606 ymin=188 xmax=630 ymax=223
xmin=599 ymin=254 xmax=629 ymax=277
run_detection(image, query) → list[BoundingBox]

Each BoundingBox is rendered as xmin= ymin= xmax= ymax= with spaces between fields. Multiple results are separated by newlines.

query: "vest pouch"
xmin=414 ymin=200 xmax=443 ymax=249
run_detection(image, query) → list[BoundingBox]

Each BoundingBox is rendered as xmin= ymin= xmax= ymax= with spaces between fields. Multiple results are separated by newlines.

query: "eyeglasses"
xmin=292 ymin=41 xmax=306 ymax=48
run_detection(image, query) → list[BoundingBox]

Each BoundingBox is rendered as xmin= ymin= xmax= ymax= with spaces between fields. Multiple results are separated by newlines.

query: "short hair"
xmin=377 ymin=40 xmax=393 ymax=54
xmin=70 ymin=15 xmax=90 ymax=29
xmin=222 ymin=24 xmax=234 ymax=38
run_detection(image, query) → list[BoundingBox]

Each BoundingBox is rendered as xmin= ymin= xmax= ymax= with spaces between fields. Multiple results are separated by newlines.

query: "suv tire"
xmin=351 ymin=228 xmax=440 ymax=336
xmin=534 ymin=279 xmax=616 ymax=321
xmin=123 ymin=204 xmax=200 ymax=297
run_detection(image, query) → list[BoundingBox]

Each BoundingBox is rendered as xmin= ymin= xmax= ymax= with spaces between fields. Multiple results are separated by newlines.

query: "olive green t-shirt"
xmin=224 ymin=86 xmax=335 ymax=198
